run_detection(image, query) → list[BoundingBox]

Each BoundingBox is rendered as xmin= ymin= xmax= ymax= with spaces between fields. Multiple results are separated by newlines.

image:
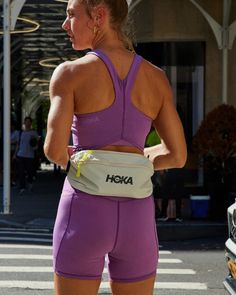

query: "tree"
xmin=192 ymin=104 xmax=236 ymax=219
xmin=193 ymin=104 xmax=236 ymax=181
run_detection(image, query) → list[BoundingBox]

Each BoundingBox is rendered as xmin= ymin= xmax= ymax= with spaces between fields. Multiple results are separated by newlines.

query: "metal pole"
xmin=2 ymin=0 xmax=11 ymax=214
xmin=222 ymin=0 xmax=231 ymax=104
xmin=129 ymin=0 xmax=143 ymax=12
xmin=222 ymin=48 xmax=228 ymax=104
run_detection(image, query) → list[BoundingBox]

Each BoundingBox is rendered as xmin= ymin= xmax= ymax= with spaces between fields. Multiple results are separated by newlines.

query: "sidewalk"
xmin=0 ymin=164 xmax=64 ymax=231
xmin=0 ymin=165 xmax=228 ymax=241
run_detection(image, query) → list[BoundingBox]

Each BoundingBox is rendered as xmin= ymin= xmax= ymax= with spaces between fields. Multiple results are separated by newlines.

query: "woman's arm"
xmin=151 ymin=72 xmax=187 ymax=171
xmin=44 ymin=62 xmax=74 ymax=169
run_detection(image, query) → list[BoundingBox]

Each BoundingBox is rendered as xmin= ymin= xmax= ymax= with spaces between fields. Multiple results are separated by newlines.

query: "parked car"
xmin=224 ymin=202 xmax=236 ymax=294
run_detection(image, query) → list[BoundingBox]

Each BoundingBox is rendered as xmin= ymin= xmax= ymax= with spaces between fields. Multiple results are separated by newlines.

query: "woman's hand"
xmin=67 ymin=145 xmax=75 ymax=157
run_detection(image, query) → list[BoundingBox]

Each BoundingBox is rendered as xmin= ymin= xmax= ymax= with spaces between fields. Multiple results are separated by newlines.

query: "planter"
xmin=190 ymin=195 xmax=210 ymax=219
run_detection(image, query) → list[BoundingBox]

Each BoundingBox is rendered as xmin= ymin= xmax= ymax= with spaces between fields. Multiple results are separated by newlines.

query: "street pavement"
xmin=0 ymin=234 xmax=212 ymax=295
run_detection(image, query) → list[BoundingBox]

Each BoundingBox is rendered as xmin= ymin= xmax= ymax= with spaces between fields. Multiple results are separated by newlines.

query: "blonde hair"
xmin=80 ymin=0 xmax=134 ymax=51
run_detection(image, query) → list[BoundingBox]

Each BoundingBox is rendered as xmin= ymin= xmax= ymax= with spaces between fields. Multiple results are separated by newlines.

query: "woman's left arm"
xmin=44 ymin=62 xmax=74 ymax=169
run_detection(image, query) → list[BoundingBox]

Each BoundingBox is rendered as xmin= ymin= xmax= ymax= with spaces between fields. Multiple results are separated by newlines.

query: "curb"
xmin=157 ymin=221 xmax=228 ymax=241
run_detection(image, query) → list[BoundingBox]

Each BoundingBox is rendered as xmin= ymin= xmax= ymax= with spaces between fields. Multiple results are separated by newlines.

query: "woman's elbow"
xmin=44 ymin=143 xmax=53 ymax=163
xmin=44 ymin=143 xmax=59 ymax=163
xmin=174 ymin=151 xmax=187 ymax=168
xmin=44 ymin=143 xmax=68 ymax=167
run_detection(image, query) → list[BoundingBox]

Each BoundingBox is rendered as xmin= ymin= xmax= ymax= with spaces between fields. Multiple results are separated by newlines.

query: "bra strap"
xmin=125 ymin=54 xmax=143 ymax=97
xmin=86 ymin=49 xmax=120 ymax=87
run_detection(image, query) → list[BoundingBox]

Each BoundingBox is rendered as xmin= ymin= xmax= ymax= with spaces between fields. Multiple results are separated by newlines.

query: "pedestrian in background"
xmin=152 ymin=170 xmax=165 ymax=218
xmin=10 ymin=120 xmax=20 ymax=186
xmin=15 ymin=116 xmax=38 ymax=194
xmin=44 ymin=0 xmax=187 ymax=294
xmin=158 ymin=168 xmax=185 ymax=222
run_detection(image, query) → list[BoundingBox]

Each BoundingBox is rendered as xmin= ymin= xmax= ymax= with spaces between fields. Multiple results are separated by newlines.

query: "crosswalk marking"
xmin=0 ymin=267 xmax=53 ymax=272
xmin=0 ymin=243 xmax=170 ymax=253
xmin=0 ymin=243 xmax=170 ymax=255
xmin=0 ymin=281 xmax=207 ymax=290
xmin=154 ymin=282 xmax=207 ymax=290
xmin=0 ymin=244 xmax=170 ymax=253
xmin=0 ymin=238 xmax=207 ymax=293
xmin=0 ymin=254 xmax=51 ymax=260
xmin=0 ymin=243 xmax=171 ymax=253
xmin=159 ymin=250 xmax=172 ymax=254
xmin=0 ymin=254 xmax=180 ymax=262
xmin=159 ymin=258 xmax=182 ymax=263
xmin=0 ymin=244 xmax=52 ymax=250
xmin=101 ymin=282 xmax=207 ymax=290
xmin=103 ymin=268 xmax=195 ymax=274
xmin=157 ymin=268 xmax=196 ymax=274
xmin=0 ymin=266 xmax=196 ymax=275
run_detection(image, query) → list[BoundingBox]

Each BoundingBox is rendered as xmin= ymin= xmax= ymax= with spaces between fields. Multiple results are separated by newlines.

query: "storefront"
xmin=130 ymin=0 xmax=236 ymax=186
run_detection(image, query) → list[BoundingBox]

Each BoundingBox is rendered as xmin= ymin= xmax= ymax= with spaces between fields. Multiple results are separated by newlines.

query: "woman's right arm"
xmin=44 ymin=62 xmax=74 ymax=169
xmin=151 ymin=71 xmax=187 ymax=171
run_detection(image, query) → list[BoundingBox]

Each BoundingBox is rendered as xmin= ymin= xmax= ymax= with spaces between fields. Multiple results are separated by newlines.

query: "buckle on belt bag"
xmin=66 ymin=150 xmax=154 ymax=198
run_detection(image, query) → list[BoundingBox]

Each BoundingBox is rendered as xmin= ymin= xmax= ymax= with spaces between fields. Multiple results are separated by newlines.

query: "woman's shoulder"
xmin=139 ymin=56 xmax=171 ymax=92
xmin=140 ymin=56 xmax=165 ymax=79
xmin=51 ymin=54 xmax=99 ymax=83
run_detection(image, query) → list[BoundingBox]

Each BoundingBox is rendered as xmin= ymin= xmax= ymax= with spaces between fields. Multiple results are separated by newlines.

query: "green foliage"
xmin=145 ymin=129 xmax=161 ymax=147
xmin=192 ymin=104 xmax=236 ymax=172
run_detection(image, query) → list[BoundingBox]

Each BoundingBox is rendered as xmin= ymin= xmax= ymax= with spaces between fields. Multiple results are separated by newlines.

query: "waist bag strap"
xmin=67 ymin=150 xmax=154 ymax=198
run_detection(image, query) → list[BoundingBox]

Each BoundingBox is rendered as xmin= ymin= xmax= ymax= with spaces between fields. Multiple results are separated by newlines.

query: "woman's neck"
xmin=91 ymin=29 xmax=126 ymax=52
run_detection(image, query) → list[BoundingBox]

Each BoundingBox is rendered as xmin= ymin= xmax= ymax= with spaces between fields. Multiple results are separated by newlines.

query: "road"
xmin=0 ymin=228 xmax=228 ymax=295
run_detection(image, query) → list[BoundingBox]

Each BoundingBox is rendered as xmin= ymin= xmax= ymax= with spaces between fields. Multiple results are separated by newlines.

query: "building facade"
xmin=131 ymin=0 xmax=236 ymax=144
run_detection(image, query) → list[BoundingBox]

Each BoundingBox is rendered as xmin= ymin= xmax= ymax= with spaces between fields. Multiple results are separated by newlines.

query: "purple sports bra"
xmin=71 ymin=49 xmax=152 ymax=151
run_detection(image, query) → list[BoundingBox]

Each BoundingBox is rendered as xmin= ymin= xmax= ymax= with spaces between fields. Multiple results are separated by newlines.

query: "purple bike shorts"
xmin=53 ymin=178 xmax=159 ymax=283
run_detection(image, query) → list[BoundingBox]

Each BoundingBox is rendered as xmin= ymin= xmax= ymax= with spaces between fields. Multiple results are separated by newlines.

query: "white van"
xmin=224 ymin=202 xmax=236 ymax=294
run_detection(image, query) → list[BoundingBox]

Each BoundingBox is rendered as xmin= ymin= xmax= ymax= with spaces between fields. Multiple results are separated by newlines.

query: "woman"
xmin=44 ymin=0 xmax=187 ymax=294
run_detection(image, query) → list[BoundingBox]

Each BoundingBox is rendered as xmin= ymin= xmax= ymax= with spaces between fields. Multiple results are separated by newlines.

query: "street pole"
xmin=128 ymin=0 xmax=143 ymax=12
xmin=222 ymin=48 xmax=228 ymax=104
xmin=1 ymin=0 xmax=32 ymax=214
xmin=2 ymin=0 xmax=11 ymax=214
xmin=222 ymin=0 xmax=231 ymax=104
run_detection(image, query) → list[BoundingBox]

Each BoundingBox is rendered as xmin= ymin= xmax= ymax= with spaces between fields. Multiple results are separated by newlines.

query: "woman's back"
xmin=68 ymin=48 xmax=165 ymax=154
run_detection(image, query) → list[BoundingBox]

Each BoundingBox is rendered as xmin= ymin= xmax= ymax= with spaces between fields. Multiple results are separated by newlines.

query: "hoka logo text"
xmin=106 ymin=174 xmax=133 ymax=185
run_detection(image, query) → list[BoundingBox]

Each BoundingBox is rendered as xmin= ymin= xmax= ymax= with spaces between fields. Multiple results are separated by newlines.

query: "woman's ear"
xmin=92 ymin=5 xmax=107 ymax=27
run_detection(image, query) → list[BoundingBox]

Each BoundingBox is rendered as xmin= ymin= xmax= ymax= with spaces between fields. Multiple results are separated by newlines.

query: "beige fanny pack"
xmin=66 ymin=150 xmax=154 ymax=198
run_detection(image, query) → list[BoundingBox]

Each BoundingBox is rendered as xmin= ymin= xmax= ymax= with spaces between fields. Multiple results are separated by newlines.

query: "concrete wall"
xmin=132 ymin=0 xmax=236 ymax=113
xmin=229 ymin=44 xmax=236 ymax=105
xmin=131 ymin=0 xmax=155 ymax=43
